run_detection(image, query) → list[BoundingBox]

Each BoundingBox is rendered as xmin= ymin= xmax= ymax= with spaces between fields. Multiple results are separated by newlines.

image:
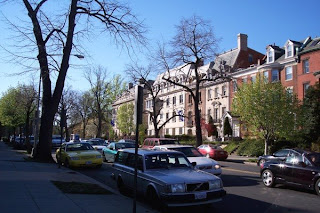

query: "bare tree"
xmin=1 ymin=0 xmax=146 ymax=161
xmin=126 ymin=62 xmax=181 ymax=137
xmin=157 ymin=15 xmax=226 ymax=147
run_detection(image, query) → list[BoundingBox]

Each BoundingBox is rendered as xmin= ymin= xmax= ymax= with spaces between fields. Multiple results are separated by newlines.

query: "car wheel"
xmin=262 ymin=169 xmax=275 ymax=187
xmin=64 ymin=159 xmax=70 ymax=168
xmin=259 ymin=159 xmax=266 ymax=166
xmin=315 ymin=179 xmax=320 ymax=196
xmin=147 ymin=187 xmax=161 ymax=210
xmin=117 ymin=177 xmax=126 ymax=194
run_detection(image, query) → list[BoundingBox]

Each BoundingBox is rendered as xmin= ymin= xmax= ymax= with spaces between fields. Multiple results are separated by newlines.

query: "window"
xmin=233 ymin=80 xmax=238 ymax=92
xmin=172 ymin=112 xmax=176 ymax=122
xmin=160 ymin=113 xmax=163 ymax=119
xmin=188 ymin=94 xmax=192 ymax=104
xmin=207 ymin=109 xmax=211 ymax=118
xmin=179 ymin=127 xmax=183 ymax=135
xmin=242 ymin=78 xmax=247 ymax=84
xmin=166 ymin=128 xmax=169 ymax=134
xmin=303 ymin=59 xmax=309 ymax=74
xmin=263 ymin=71 xmax=269 ymax=82
xmin=208 ymin=89 xmax=212 ymax=100
xmin=214 ymin=87 xmax=219 ymax=98
xmin=166 ymin=112 xmax=169 ymax=120
xmin=271 ymin=69 xmax=279 ymax=82
xmin=179 ymin=94 xmax=183 ymax=104
xmin=285 ymin=66 xmax=293 ymax=80
xmin=214 ymin=108 xmax=218 ymax=120
xmin=286 ymin=87 xmax=293 ymax=97
xmin=166 ymin=98 xmax=170 ymax=106
xmin=303 ymin=83 xmax=310 ymax=97
xmin=222 ymin=86 xmax=226 ymax=96
xmin=251 ymin=75 xmax=256 ymax=83
xmin=172 ymin=96 xmax=176 ymax=105
xmin=286 ymin=43 xmax=293 ymax=58
xmin=222 ymin=107 xmax=226 ymax=115
xmin=267 ymin=49 xmax=274 ymax=63
xmin=248 ymin=54 xmax=253 ymax=63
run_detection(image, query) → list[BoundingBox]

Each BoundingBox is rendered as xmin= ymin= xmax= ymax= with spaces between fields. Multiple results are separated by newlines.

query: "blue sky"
xmin=1 ymin=0 xmax=320 ymax=96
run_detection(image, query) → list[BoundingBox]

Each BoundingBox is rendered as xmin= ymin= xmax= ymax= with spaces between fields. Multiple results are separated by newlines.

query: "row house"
xmin=229 ymin=36 xmax=320 ymax=138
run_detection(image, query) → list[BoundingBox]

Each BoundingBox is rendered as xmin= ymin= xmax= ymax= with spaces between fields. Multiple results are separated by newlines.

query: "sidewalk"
xmin=0 ymin=141 xmax=156 ymax=213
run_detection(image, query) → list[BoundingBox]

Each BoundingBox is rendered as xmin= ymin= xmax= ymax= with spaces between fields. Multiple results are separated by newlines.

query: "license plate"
xmin=195 ymin=192 xmax=207 ymax=200
xmin=220 ymin=152 xmax=225 ymax=154
xmin=86 ymin=161 xmax=92 ymax=164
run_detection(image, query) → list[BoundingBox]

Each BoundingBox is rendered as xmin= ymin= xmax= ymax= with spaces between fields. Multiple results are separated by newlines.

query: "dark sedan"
xmin=257 ymin=148 xmax=302 ymax=166
xmin=260 ymin=150 xmax=320 ymax=195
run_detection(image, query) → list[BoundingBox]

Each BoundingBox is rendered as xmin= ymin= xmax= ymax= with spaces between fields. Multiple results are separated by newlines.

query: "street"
xmin=73 ymin=158 xmax=319 ymax=213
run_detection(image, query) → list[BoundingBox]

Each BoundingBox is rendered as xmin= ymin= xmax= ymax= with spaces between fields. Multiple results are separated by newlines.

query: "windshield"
xmin=307 ymin=153 xmax=320 ymax=166
xmin=170 ymin=147 xmax=203 ymax=157
xmin=88 ymin=140 xmax=104 ymax=146
xmin=66 ymin=143 xmax=93 ymax=151
xmin=115 ymin=143 xmax=135 ymax=150
xmin=145 ymin=153 xmax=190 ymax=169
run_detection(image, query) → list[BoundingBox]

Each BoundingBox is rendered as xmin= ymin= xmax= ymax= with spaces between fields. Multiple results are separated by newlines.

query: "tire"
xmin=64 ymin=159 xmax=70 ymax=168
xmin=117 ymin=177 xmax=126 ymax=194
xmin=262 ymin=169 xmax=275 ymax=187
xmin=315 ymin=179 xmax=320 ymax=196
xmin=259 ymin=159 xmax=266 ymax=167
xmin=147 ymin=187 xmax=162 ymax=210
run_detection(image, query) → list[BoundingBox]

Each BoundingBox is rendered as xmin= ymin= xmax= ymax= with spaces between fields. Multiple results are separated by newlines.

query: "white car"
xmin=52 ymin=135 xmax=65 ymax=148
xmin=112 ymin=149 xmax=226 ymax=208
xmin=153 ymin=145 xmax=222 ymax=176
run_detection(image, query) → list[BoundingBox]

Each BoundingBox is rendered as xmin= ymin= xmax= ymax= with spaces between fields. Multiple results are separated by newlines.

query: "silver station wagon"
xmin=112 ymin=149 xmax=226 ymax=208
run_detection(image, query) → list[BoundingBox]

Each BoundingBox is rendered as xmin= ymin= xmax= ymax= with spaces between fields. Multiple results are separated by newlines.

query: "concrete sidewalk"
xmin=0 ymin=141 xmax=156 ymax=213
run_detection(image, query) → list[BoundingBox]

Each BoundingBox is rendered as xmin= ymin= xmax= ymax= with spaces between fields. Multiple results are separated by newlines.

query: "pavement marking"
xmin=223 ymin=167 xmax=260 ymax=176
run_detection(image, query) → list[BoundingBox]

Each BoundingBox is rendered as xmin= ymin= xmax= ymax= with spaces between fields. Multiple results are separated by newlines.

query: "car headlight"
xmin=208 ymin=179 xmax=222 ymax=190
xmin=70 ymin=157 xmax=80 ymax=160
xmin=170 ymin=183 xmax=185 ymax=193
xmin=214 ymin=164 xmax=221 ymax=169
xmin=96 ymin=155 xmax=102 ymax=159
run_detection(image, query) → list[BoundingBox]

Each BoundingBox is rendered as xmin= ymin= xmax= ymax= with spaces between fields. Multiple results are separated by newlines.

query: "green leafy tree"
xmin=301 ymin=82 xmax=320 ymax=143
xmin=223 ymin=117 xmax=232 ymax=139
xmin=116 ymin=103 xmax=134 ymax=136
xmin=0 ymin=88 xmax=25 ymax=134
xmin=232 ymin=77 xmax=299 ymax=155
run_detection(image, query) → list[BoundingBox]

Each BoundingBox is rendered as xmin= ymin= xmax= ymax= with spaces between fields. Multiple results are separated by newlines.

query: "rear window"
xmin=159 ymin=139 xmax=179 ymax=145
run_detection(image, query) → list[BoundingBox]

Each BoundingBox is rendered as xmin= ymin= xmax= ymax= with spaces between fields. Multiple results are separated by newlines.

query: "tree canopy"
xmin=116 ymin=102 xmax=134 ymax=136
xmin=232 ymin=77 xmax=299 ymax=154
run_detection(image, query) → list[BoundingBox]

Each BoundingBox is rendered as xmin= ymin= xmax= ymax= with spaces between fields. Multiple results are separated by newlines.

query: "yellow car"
xmin=56 ymin=142 xmax=103 ymax=168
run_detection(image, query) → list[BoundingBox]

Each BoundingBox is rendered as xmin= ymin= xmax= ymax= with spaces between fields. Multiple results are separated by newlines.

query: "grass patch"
xmin=247 ymin=158 xmax=258 ymax=163
xmin=51 ymin=181 xmax=113 ymax=194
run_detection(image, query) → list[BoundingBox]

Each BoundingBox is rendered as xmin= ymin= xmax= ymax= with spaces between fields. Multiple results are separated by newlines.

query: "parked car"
xmin=257 ymin=148 xmax=302 ymax=167
xmin=112 ymin=149 xmax=226 ymax=208
xmin=102 ymin=142 xmax=136 ymax=162
xmin=141 ymin=138 xmax=180 ymax=149
xmin=198 ymin=144 xmax=228 ymax=160
xmin=118 ymin=139 xmax=135 ymax=143
xmin=87 ymin=138 xmax=108 ymax=153
xmin=260 ymin=150 xmax=320 ymax=195
xmin=153 ymin=145 xmax=222 ymax=176
xmin=52 ymin=135 xmax=65 ymax=148
xmin=56 ymin=142 xmax=103 ymax=168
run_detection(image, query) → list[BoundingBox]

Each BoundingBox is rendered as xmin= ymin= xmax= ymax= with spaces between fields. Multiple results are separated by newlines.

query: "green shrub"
xmin=223 ymin=141 xmax=239 ymax=154
xmin=237 ymin=139 xmax=264 ymax=157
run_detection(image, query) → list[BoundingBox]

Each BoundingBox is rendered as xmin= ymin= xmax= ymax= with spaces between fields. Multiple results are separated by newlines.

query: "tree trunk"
xmin=25 ymin=112 xmax=32 ymax=154
xmin=194 ymin=83 xmax=202 ymax=147
xmin=264 ymin=138 xmax=269 ymax=155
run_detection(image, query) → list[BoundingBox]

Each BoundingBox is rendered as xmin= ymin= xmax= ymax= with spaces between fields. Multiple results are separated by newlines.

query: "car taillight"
xmin=260 ymin=163 xmax=264 ymax=169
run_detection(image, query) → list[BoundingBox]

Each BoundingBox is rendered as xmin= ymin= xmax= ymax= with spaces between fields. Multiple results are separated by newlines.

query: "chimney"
xmin=128 ymin=83 xmax=133 ymax=89
xmin=237 ymin=33 xmax=248 ymax=51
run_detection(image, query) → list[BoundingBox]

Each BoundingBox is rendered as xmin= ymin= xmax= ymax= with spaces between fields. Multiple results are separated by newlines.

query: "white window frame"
xmin=267 ymin=48 xmax=274 ymax=63
xmin=285 ymin=66 xmax=293 ymax=81
xmin=303 ymin=59 xmax=309 ymax=74
xmin=286 ymin=42 xmax=293 ymax=58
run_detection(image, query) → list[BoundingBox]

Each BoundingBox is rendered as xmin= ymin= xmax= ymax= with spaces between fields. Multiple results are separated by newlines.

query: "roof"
xmin=120 ymin=148 xmax=181 ymax=156
xmin=153 ymin=144 xmax=193 ymax=148
xmin=145 ymin=138 xmax=178 ymax=140
xmin=299 ymin=37 xmax=320 ymax=55
xmin=212 ymin=48 xmax=240 ymax=72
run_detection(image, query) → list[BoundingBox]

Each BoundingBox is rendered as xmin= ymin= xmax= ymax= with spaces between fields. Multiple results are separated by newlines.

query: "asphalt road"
xmin=65 ymin=158 xmax=319 ymax=213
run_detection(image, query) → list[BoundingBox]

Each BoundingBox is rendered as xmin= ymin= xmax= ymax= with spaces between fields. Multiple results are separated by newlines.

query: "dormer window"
xmin=267 ymin=48 xmax=274 ymax=63
xmin=286 ymin=42 xmax=293 ymax=58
